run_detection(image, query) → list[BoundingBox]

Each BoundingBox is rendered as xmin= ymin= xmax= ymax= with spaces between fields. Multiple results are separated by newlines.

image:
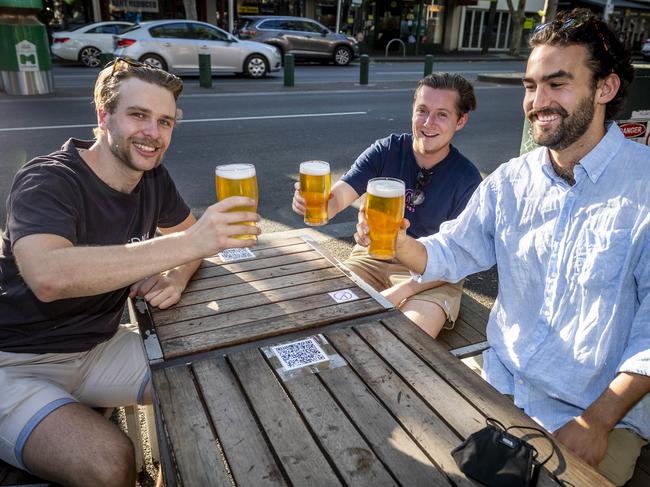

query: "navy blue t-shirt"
xmin=0 ymin=139 xmax=191 ymax=353
xmin=341 ymin=134 xmax=482 ymax=238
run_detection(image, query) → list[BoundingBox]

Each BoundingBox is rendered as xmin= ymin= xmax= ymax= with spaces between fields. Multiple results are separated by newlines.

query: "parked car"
xmin=112 ymin=20 xmax=281 ymax=77
xmin=51 ymin=21 xmax=134 ymax=67
xmin=236 ymin=16 xmax=359 ymax=66
xmin=642 ymin=38 xmax=650 ymax=60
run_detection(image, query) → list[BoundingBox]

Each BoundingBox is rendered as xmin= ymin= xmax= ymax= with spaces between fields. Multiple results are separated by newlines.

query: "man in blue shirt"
xmin=292 ymin=73 xmax=482 ymax=338
xmin=355 ymin=9 xmax=649 ymax=486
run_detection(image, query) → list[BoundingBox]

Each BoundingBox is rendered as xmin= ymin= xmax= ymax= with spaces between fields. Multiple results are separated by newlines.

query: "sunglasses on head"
xmin=412 ymin=168 xmax=432 ymax=206
xmin=533 ymin=14 xmax=611 ymax=55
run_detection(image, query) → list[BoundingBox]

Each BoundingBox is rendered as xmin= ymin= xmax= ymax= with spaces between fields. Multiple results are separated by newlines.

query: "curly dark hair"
xmin=414 ymin=73 xmax=477 ymax=116
xmin=528 ymin=8 xmax=634 ymax=121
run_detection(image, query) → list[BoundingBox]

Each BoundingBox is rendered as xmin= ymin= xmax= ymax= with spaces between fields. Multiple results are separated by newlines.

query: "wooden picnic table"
xmin=130 ymin=235 xmax=612 ymax=487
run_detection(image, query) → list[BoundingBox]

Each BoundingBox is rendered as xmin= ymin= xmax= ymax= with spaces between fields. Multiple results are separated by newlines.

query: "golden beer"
xmin=300 ymin=161 xmax=331 ymax=226
xmin=365 ymin=178 xmax=405 ymax=260
xmin=215 ymin=164 xmax=258 ymax=240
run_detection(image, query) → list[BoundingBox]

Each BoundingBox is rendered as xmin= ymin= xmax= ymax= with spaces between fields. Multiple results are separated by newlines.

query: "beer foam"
xmin=215 ymin=164 xmax=256 ymax=179
xmin=367 ymin=179 xmax=405 ymax=198
xmin=300 ymin=161 xmax=330 ymax=176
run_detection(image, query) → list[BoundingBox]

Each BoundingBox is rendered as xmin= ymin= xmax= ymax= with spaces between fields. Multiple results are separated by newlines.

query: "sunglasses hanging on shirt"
xmin=412 ymin=168 xmax=433 ymax=206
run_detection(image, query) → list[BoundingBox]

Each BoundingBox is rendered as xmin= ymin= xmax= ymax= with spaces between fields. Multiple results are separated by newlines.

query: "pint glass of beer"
xmin=365 ymin=178 xmax=405 ymax=260
xmin=215 ymin=163 xmax=259 ymax=240
xmin=299 ymin=161 xmax=331 ymax=226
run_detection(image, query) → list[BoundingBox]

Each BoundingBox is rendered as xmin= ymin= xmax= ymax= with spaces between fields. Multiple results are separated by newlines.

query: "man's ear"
xmin=97 ymin=106 xmax=109 ymax=130
xmin=455 ymin=112 xmax=469 ymax=131
xmin=597 ymin=73 xmax=620 ymax=105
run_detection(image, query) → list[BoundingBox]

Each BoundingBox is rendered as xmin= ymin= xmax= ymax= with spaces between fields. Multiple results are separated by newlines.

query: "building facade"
xmin=44 ymin=0 xmax=650 ymax=53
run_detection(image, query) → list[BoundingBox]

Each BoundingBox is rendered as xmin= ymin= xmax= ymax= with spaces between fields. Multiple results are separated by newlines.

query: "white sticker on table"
xmin=272 ymin=337 xmax=329 ymax=371
xmin=218 ymin=247 xmax=256 ymax=262
xmin=328 ymin=289 xmax=359 ymax=303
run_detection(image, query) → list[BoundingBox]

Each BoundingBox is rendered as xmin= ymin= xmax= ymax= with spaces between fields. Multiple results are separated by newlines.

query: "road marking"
xmin=0 ymin=111 xmax=367 ymax=132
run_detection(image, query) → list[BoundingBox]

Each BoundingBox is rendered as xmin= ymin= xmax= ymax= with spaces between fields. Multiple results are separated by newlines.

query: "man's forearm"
xmin=581 ymin=372 xmax=650 ymax=431
xmin=395 ymin=236 xmax=429 ymax=275
xmin=28 ymin=231 xmax=201 ymax=301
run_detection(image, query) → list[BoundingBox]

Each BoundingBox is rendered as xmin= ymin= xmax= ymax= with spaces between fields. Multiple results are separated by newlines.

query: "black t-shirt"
xmin=0 ymin=139 xmax=191 ymax=353
xmin=341 ymin=134 xmax=482 ymax=238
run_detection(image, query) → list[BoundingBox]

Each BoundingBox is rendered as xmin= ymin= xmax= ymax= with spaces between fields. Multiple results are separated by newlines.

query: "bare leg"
xmin=399 ymin=300 xmax=448 ymax=338
xmin=22 ymin=403 xmax=136 ymax=487
xmin=156 ymin=467 xmax=163 ymax=487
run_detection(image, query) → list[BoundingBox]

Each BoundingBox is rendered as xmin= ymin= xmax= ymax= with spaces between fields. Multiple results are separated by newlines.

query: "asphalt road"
xmin=0 ymin=61 xmax=527 ymax=229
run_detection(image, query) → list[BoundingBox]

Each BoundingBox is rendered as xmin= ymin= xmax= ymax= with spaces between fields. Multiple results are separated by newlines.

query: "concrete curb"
xmin=476 ymin=72 xmax=524 ymax=84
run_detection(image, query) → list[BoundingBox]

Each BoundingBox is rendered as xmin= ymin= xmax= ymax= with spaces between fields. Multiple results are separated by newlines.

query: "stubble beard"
xmin=108 ymin=133 xmax=164 ymax=172
xmin=528 ymin=93 xmax=596 ymax=151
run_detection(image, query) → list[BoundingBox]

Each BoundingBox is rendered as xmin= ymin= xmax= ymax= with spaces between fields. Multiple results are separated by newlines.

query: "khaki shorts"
xmin=344 ymin=245 xmax=464 ymax=329
xmin=0 ymin=323 xmax=149 ymax=470
xmin=462 ymin=353 xmax=647 ymax=486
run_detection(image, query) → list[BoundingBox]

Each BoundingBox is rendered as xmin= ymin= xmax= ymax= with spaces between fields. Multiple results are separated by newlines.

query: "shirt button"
xmin=517 ymin=379 xmax=524 ymax=385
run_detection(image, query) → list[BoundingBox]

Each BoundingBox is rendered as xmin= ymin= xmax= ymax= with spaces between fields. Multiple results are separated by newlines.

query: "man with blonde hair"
xmin=0 ymin=59 xmax=259 ymax=486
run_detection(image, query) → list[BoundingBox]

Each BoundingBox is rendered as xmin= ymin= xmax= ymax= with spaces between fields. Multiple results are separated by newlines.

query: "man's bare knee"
xmin=400 ymin=301 xmax=447 ymax=338
xmin=92 ymin=432 xmax=136 ymax=487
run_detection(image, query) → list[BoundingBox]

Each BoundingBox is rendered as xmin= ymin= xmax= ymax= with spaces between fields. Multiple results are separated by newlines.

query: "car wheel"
xmin=139 ymin=54 xmax=168 ymax=71
xmin=79 ymin=46 xmax=101 ymax=68
xmin=333 ymin=46 xmax=352 ymax=66
xmin=244 ymin=54 xmax=268 ymax=78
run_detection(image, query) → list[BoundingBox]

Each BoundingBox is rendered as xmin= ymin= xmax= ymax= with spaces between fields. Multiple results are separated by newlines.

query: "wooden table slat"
xmin=199 ymin=242 xmax=314 ymax=269
xmin=316 ymin=353 xmax=451 ymax=486
xmin=280 ymin=369 xmax=399 ymax=486
xmin=184 ymin=258 xmax=333 ymax=293
xmin=229 ymin=348 xmax=344 ymax=486
xmin=326 ymin=328 xmax=477 ymax=487
xmin=172 ymin=267 xmax=345 ymax=309
xmin=355 ymin=322 xmax=486 ymax=438
xmin=382 ymin=314 xmax=613 ymax=487
xmin=155 ymin=276 xmax=360 ymax=326
xmin=193 ymin=250 xmax=324 ymax=281
xmin=152 ymin=366 xmax=232 ymax=486
xmin=161 ymin=298 xmax=386 ymax=359
xmin=192 ymin=358 xmax=288 ymax=487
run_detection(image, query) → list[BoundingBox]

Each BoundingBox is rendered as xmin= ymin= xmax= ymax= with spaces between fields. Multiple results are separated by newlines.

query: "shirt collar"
xmin=539 ymin=123 xmax=624 ymax=184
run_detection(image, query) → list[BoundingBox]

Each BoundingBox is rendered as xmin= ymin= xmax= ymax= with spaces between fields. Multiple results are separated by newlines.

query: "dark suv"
xmin=236 ymin=16 xmax=359 ymax=66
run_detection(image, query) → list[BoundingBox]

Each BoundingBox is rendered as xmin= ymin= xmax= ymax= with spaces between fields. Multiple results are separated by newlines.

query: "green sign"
xmin=0 ymin=23 xmax=51 ymax=72
xmin=0 ymin=0 xmax=42 ymax=8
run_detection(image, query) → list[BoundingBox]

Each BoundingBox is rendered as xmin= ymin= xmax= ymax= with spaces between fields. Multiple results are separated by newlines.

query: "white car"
xmin=51 ymin=21 xmax=134 ymax=67
xmin=642 ymin=38 xmax=650 ymax=61
xmin=113 ymin=20 xmax=282 ymax=78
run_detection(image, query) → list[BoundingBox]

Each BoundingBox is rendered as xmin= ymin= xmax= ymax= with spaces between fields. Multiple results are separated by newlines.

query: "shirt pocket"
xmin=575 ymin=229 xmax=631 ymax=287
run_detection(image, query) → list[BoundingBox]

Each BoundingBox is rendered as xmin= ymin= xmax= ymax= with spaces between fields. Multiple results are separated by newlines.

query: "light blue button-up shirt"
xmin=416 ymin=124 xmax=650 ymax=438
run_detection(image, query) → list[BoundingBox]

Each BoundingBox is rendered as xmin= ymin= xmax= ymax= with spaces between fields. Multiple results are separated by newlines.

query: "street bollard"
xmin=424 ymin=54 xmax=433 ymax=77
xmin=199 ymin=53 xmax=212 ymax=88
xmin=359 ymin=54 xmax=369 ymax=85
xmin=97 ymin=52 xmax=114 ymax=67
xmin=284 ymin=53 xmax=294 ymax=87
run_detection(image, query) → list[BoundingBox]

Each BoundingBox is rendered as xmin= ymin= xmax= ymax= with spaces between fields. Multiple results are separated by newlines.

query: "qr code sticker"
xmin=272 ymin=338 xmax=329 ymax=371
xmin=328 ymin=289 xmax=359 ymax=303
xmin=218 ymin=247 xmax=255 ymax=262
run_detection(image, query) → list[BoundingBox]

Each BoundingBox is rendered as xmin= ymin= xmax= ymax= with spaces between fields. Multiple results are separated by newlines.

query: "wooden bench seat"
xmin=630 ymin=444 xmax=650 ymax=487
xmin=438 ymin=291 xmax=490 ymax=357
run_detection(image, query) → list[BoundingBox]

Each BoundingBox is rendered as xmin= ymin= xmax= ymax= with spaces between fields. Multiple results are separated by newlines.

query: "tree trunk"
xmin=506 ymin=0 xmax=527 ymax=56
xmin=184 ymin=0 xmax=198 ymax=20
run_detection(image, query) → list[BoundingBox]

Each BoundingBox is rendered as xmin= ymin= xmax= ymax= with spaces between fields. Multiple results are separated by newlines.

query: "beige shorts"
xmin=0 ymin=323 xmax=149 ymax=470
xmin=344 ymin=245 xmax=464 ymax=329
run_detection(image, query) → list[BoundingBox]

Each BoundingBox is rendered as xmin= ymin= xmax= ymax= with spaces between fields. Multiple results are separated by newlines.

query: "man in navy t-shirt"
xmin=293 ymin=74 xmax=482 ymax=338
xmin=0 ymin=60 xmax=260 ymax=485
